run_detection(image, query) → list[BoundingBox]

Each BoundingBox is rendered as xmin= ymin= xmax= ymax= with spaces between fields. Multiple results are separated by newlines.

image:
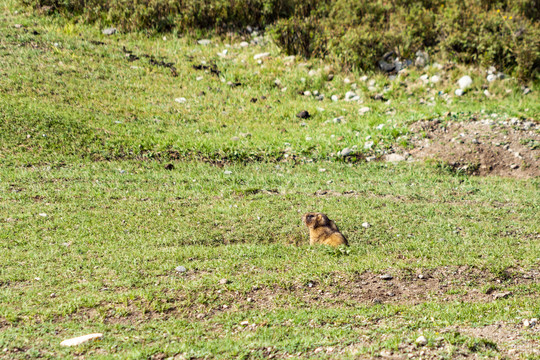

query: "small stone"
xmin=523 ymin=319 xmax=530 ymax=328
xmin=303 ymin=91 xmax=312 ymax=97
xmin=296 ymin=110 xmax=310 ymax=119
xmin=457 ymin=75 xmax=473 ymax=89
xmin=530 ymin=318 xmax=538 ymax=326
xmin=175 ymin=97 xmax=187 ymax=103
xmin=380 ymin=274 xmax=393 ymax=280
xmin=484 ymin=90 xmax=491 ymax=97
xmin=333 ymin=117 xmax=342 ymax=124
xmin=327 ymin=74 xmax=334 ymax=81
xmin=331 ymin=95 xmax=339 ymax=102
xmin=308 ymin=70 xmax=317 ymax=77
xmin=344 ymin=77 xmax=351 ymax=84
xmin=240 ymin=321 xmax=249 ymax=326
xmin=359 ymin=107 xmax=371 ymax=115
xmin=231 ymin=136 xmax=240 ymax=141
xmin=415 ymin=336 xmax=427 ymax=346
xmin=510 ymin=164 xmax=519 ymax=169
xmin=430 ymin=75 xmax=440 ymax=83
xmin=253 ymin=52 xmax=270 ymax=60
xmin=523 ymin=87 xmax=531 ymax=95
xmin=318 ymin=168 xmax=326 ymax=172
xmin=376 ymin=124 xmax=385 ymax=130
xmin=224 ymin=170 xmax=232 ymax=175
xmin=38 ymin=213 xmax=47 ymax=217
xmin=197 ymin=39 xmax=211 ymax=45
xmin=175 ymin=266 xmax=187 ymax=273
xmin=362 ymin=222 xmax=371 ymax=228
xmin=487 ymin=74 xmax=497 ymax=82
xmin=219 ymin=278 xmax=230 ymax=285
xmin=239 ymin=41 xmax=249 ymax=47
xmin=340 ymin=148 xmax=353 ymax=157
xmin=372 ymin=298 xmax=382 ymax=304
xmin=493 ymin=291 xmax=512 ymax=300
xmin=102 ymin=28 xmax=117 ymax=35
xmin=247 ymin=297 xmax=253 ymax=302
xmin=345 ymin=91 xmax=357 ymax=101
xmin=60 ymin=333 xmax=103 ymax=346
xmin=385 ymin=154 xmax=405 ymax=162
xmin=455 ymin=89 xmax=464 ymax=97
xmin=14 ymin=24 xmax=24 ymax=29
xmin=364 ymin=141 xmax=374 ymax=149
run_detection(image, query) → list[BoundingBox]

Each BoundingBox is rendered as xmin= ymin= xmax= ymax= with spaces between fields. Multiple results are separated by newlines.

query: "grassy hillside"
xmin=1 ymin=0 xmax=539 ymax=358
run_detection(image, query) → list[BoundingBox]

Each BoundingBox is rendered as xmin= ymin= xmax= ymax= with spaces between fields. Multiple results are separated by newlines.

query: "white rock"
xmin=318 ymin=168 xmax=326 ymax=172
xmin=224 ymin=170 xmax=232 ymax=175
xmin=308 ymin=70 xmax=317 ymax=77
xmin=239 ymin=41 xmax=249 ymax=47
xmin=331 ymin=95 xmax=339 ymax=102
xmin=344 ymin=78 xmax=351 ymax=84
xmin=415 ymin=336 xmax=427 ymax=346
xmin=38 ymin=213 xmax=47 ymax=217
xmin=197 ymin=39 xmax=211 ymax=45
xmin=430 ymin=75 xmax=441 ymax=83
xmin=359 ymin=107 xmax=371 ymax=115
xmin=484 ymin=90 xmax=491 ymax=97
xmin=487 ymin=74 xmax=497 ymax=82
xmin=362 ymin=222 xmax=371 ymax=228
xmin=303 ymin=91 xmax=312 ymax=97
xmin=376 ymin=124 xmax=384 ymax=130
xmin=345 ymin=91 xmax=357 ymax=101
xmin=457 ymin=75 xmax=473 ymax=89
xmin=340 ymin=148 xmax=353 ymax=157
xmin=360 ymin=75 xmax=369 ymax=82
xmin=175 ymin=97 xmax=187 ymax=103
xmin=487 ymin=66 xmax=496 ymax=74
xmin=253 ymin=52 xmax=270 ymax=60
xmin=385 ymin=154 xmax=405 ymax=162
xmin=60 ymin=333 xmax=103 ymax=347
xmin=333 ymin=117 xmax=342 ymax=124
xmin=455 ymin=89 xmax=464 ymax=96
xmin=419 ymin=74 xmax=429 ymax=82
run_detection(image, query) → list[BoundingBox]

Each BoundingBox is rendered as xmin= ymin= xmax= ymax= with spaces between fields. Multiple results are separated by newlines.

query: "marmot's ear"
xmin=316 ymin=213 xmax=324 ymax=225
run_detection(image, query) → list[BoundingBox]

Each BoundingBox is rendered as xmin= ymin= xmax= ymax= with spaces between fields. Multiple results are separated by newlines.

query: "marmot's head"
xmin=302 ymin=212 xmax=329 ymax=228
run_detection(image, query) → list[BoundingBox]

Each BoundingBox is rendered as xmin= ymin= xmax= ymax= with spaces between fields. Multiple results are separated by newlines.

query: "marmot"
xmin=302 ymin=212 xmax=348 ymax=247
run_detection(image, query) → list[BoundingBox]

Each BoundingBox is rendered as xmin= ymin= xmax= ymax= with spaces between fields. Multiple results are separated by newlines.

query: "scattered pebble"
xmin=457 ymin=75 xmax=473 ymax=89
xmin=253 ymin=52 xmax=270 ymax=60
xmin=38 ymin=213 xmax=47 ymax=217
xmin=102 ymin=28 xmax=117 ymax=35
xmin=197 ymin=39 xmax=211 ymax=45
xmin=224 ymin=170 xmax=232 ymax=175
xmin=493 ymin=291 xmax=512 ymax=300
xmin=175 ymin=266 xmax=187 ymax=273
xmin=455 ymin=89 xmax=464 ymax=97
xmin=380 ymin=274 xmax=393 ymax=280
xmin=339 ymin=148 xmax=353 ymax=157
xmin=415 ymin=336 xmax=427 ymax=346
xmin=60 ymin=333 xmax=103 ymax=347
xmin=384 ymin=154 xmax=405 ymax=162
xmin=174 ymin=97 xmax=187 ymax=103
xmin=219 ymin=278 xmax=230 ymax=285
xmin=331 ymin=95 xmax=339 ymax=102
xmin=487 ymin=74 xmax=497 ymax=82
xmin=240 ymin=321 xmax=249 ymax=326
xmin=359 ymin=107 xmax=371 ymax=115
xmin=362 ymin=222 xmax=371 ymax=228
xmin=364 ymin=141 xmax=374 ymax=149
xmin=239 ymin=41 xmax=249 ymax=47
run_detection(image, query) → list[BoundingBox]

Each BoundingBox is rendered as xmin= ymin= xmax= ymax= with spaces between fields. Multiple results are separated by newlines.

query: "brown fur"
xmin=302 ymin=212 xmax=348 ymax=247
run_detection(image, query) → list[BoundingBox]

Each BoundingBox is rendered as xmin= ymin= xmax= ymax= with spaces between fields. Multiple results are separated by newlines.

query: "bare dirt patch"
xmin=406 ymin=116 xmax=539 ymax=178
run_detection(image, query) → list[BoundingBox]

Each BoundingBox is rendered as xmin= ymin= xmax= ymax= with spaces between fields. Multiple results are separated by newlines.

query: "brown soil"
xmin=406 ymin=116 xmax=540 ymax=178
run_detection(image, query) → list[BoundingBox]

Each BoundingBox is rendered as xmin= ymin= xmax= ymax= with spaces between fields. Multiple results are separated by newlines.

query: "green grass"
xmin=1 ymin=0 xmax=539 ymax=358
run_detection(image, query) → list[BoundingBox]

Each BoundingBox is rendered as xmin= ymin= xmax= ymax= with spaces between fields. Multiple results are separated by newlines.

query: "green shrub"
xmin=22 ymin=0 xmax=540 ymax=79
